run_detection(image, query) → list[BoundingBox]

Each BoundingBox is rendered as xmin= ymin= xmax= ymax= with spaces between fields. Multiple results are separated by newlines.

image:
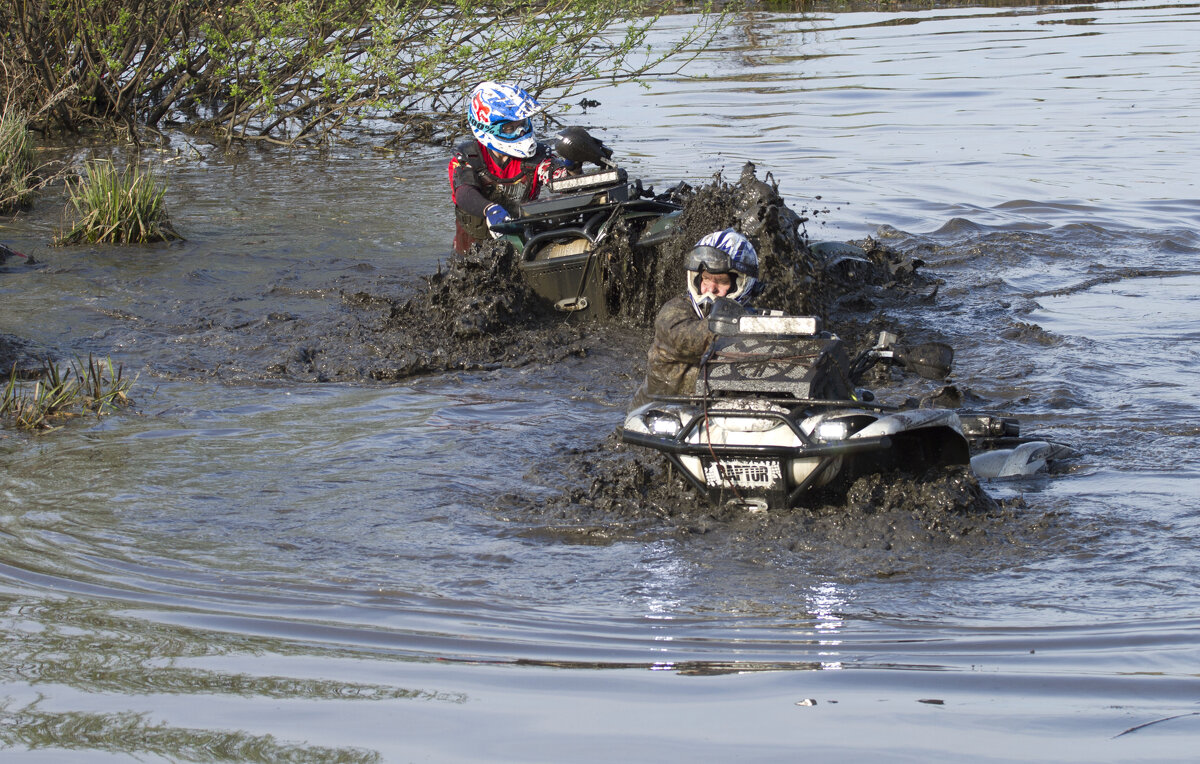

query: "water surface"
xmin=2 ymin=1 xmax=1199 ymax=760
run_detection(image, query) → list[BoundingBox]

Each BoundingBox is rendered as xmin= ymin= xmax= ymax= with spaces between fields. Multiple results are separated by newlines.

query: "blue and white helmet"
xmin=468 ymin=81 xmax=542 ymax=159
xmin=685 ymin=228 xmax=761 ymax=314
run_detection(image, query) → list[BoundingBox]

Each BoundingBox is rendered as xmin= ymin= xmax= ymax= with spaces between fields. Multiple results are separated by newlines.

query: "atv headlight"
xmin=817 ymin=421 xmax=849 ymax=441
xmin=645 ymin=411 xmax=683 ymax=437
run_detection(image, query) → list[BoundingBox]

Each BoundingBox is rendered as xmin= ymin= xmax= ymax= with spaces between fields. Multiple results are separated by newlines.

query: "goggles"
xmin=685 ymin=245 xmax=758 ymax=278
xmin=494 ymin=118 xmax=532 ymax=138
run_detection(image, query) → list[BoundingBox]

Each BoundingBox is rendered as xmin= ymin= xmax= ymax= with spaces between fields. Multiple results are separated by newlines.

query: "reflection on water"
xmin=2 ymin=1 xmax=1200 ymax=760
xmin=0 ymin=705 xmax=382 ymax=764
xmin=808 ymin=581 xmax=847 ymax=635
xmin=806 ymin=581 xmax=846 ymax=670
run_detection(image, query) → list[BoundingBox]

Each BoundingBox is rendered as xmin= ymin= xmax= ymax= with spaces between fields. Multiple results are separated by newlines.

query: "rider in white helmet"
xmin=449 ymin=81 xmax=575 ymax=254
xmin=630 ymin=229 xmax=763 ymax=409
xmin=684 ymin=228 xmax=762 ymax=316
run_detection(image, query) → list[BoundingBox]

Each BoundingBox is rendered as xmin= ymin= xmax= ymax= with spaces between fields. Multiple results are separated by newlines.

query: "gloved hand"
xmin=484 ymin=203 xmax=512 ymax=231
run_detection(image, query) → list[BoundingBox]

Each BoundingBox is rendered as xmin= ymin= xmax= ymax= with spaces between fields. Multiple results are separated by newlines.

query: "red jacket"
xmin=449 ymin=139 xmax=566 ymax=251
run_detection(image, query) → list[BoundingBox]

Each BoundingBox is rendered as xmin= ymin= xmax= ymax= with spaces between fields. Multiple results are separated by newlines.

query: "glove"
xmin=484 ymin=203 xmax=512 ymax=230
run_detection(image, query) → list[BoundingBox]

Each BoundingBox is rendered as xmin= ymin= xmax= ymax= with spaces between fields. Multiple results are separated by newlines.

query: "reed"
xmin=1 ymin=356 xmax=135 ymax=432
xmin=57 ymin=160 xmax=182 ymax=244
xmin=0 ymin=108 xmax=34 ymax=211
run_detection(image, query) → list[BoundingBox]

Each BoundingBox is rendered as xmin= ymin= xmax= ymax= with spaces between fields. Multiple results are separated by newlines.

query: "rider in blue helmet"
xmin=629 ymin=229 xmax=764 ymax=410
xmin=449 ymin=81 xmax=576 ymax=254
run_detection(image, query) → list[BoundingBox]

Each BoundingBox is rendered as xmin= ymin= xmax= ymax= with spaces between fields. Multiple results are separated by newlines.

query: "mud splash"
xmin=364 ymin=242 xmax=591 ymax=381
xmin=310 ymin=162 xmax=937 ymax=384
xmin=596 ymin=162 xmax=827 ymax=325
xmin=599 ymin=162 xmax=932 ymax=329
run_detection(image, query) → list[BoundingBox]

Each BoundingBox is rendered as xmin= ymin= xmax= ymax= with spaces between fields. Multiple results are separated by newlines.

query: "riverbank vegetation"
xmin=1 ymin=356 xmax=135 ymax=432
xmin=57 ymin=160 xmax=181 ymax=244
xmin=2 ymin=66 xmax=76 ymax=211
xmin=0 ymin=108 xmax=36 ymax=211
xmin=1 ymin=0 xmax=722 ymax=149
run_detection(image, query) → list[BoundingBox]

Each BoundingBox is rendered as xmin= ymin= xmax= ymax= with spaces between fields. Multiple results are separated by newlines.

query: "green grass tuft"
xmin=57 ymin=160 xmax=182 ymax=245
xmin=1 ymin=356 xmax=136 ymax=432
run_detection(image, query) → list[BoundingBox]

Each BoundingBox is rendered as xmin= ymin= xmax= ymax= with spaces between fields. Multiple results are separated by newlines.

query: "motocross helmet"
xmin=686 ymin=228 xmax=761 ymax=315
xmin=467 ymin=81 xmax=542 ymax=159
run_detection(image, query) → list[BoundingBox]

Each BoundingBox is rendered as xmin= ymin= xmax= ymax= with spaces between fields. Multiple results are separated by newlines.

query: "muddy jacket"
xmin=629 ymin=294 xmax=715 ymax=411
xmin=448 ymin=139 xmax=556 ymax=251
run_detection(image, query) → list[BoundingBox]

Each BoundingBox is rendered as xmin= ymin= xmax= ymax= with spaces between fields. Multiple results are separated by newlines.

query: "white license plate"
xmin=703 ymin=458 xmax=783 ymax=489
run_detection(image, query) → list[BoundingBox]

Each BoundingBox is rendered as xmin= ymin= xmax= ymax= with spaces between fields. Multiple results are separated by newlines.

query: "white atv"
xmin=621 ymin=302 xmax=1070 ymax=510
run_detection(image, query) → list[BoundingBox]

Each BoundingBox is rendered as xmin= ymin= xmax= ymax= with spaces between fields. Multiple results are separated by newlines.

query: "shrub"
xmin=0 ymin=0 xmax=724 ymax=148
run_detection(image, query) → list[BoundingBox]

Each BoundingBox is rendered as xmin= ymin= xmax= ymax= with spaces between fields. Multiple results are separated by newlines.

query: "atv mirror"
xmin=895 ymin=342 xmax=954 ymax=380
xmin=555 ymin=126 xmax=613 ymax=167
xmin=706 ymin=297 xmax=747 ymax=335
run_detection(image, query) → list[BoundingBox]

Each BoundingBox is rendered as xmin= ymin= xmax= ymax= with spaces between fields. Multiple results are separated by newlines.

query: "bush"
xmin=57 ymin=160 xmax=181 ymax=244
xmin=0 ymin=0 xmax=724 ymax=147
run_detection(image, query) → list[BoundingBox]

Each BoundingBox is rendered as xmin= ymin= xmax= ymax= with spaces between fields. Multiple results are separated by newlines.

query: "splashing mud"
xmin=365 ymin=242 xmax=591 ymax=381
xmin=363 ymin=161 xmax=845 ymax=384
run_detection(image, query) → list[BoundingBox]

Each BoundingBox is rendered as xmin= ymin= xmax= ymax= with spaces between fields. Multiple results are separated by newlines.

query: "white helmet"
xmin=467 ymin=81 xmax=542 ymax=159
xmin=686 ymin=229 xmax=761 ymax=315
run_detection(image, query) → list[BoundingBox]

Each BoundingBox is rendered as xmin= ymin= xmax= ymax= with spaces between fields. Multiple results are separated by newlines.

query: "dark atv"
xmin=492 ymin=127 xmax=683 ymax=319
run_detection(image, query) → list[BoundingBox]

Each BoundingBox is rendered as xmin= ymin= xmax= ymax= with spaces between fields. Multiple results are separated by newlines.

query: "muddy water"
xmin=3 ymin=1 xmax=1200 ymax=761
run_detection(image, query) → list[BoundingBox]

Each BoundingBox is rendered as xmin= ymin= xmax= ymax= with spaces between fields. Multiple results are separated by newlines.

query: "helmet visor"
xmin=685 ymin=245 xmax=734 ymax=275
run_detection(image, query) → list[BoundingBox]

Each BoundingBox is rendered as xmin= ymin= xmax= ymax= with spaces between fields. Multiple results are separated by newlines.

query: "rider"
xmin=448 ymin=81 xmax=573 ymax=254
xmin=629 ymin=228 xmax=762 ymax=410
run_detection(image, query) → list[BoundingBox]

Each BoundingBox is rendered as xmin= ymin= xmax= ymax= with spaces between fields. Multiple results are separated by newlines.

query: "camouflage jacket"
xmin=629 ymin=294 xmax=713 ymax=410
